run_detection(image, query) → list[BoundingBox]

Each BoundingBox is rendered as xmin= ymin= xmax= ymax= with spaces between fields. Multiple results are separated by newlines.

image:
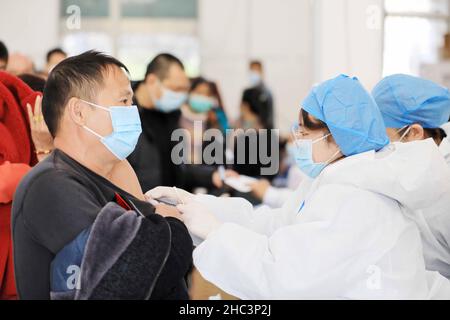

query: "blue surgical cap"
xmin=302 ymin=74 xmax=389 ymax=157
xmin=372 ymin=74 xmax=450 ymax=129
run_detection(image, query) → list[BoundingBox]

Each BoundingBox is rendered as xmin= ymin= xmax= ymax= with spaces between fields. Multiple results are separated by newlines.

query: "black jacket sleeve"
xmin=178 ymin=164 xmax=216 ymax=192
xmin=150 ymin=217 xmax=193 ymax=300
xmin=12 ymin=169 xmax=102 ymax=299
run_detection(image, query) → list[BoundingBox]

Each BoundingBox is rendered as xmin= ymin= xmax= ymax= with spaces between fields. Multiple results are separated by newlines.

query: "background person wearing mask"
xmin=373 ymin=74 xmax=450 ymax=279
xmin=242 ymin=60 xmax=274 ymax=130
xmin=12 ymin=51 xmax=192 ymax=299
xmin=129 ymin=53 xmax=233 ymax=192
xmin=148 ymin=74 xmax=450 ymax=299
xmin=180 ymin=77 xmax=222 ymax=164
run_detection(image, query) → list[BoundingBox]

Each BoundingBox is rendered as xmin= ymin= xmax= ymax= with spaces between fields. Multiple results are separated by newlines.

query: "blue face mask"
xmin=293 ymin=134 xmax=340 ymax=179
xmin=285 ymin=142 xmax=297 ymax=166
xmin=189 ymin=94 xmax=215 ymax=113
xmin=82 ymin=100 xmax=142 ymax=160
xmin=155 ymin=87 xmax=187 ymax=113
xmin=249 ymin=71 xmax=262 ymax=87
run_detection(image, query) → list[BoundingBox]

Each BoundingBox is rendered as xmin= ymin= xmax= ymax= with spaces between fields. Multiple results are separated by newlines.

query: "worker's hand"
xmin=176 ymin=202 xmax=222 ymax=239
xmin=27 ymin=95 xmax=53 ymax=161
xmin=154 ymin=203 xmax=183 ymax=221
xmin=250 ymin=179 xmax=271 ymax=200
xmin=212 ymin=169 xmax=239 ymax=188
xmin=146 ymin=186 xmax=194 ymax=205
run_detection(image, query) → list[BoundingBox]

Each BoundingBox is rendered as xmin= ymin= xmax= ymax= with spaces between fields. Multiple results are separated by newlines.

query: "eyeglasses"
xmin=291 ymin=123 xmax=306 ymax=141
xmin=291 ymin=122 xmax=332 ymax=144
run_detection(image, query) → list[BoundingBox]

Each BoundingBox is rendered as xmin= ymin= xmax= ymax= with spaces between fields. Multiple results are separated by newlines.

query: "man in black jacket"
xmin=246 ymin=60 xmax=274 ymax=130
xmin=12 ymin=51 xmax=192 ymax=299
xmin=129 ymin=54 xmax=226 ymax=192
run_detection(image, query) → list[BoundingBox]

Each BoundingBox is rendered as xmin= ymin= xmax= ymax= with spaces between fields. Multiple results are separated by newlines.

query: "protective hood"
xmin=319 ymin=139 xmax=450 ymax=279
xmin=318 ymin=138 xmax=450 ymax=212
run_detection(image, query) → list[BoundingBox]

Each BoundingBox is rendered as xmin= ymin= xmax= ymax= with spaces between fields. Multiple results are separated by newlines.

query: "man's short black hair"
xmin=145 ymin=53 xmax=184 ymax=80
xmin=42 ymin=50 xmax=129 ymax=137
xmin=0 ymin=41 xmax=8 ymax=62
xmin=46 ymin=47 xmax=67 ymax=63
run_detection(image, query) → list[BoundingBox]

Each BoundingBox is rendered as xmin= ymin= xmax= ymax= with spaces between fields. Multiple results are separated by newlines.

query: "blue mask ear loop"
xmin=396 ymin=125 xmax=412 ymax=142
xmin=81 ymin=100 xmax=110 ymax=111
xmin=80 ymin=100 xmax=111 ymax=139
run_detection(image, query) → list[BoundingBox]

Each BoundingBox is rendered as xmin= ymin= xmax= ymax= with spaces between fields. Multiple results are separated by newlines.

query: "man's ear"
xmin=407 ymin=124 xmax=425 ymax=141
xmin=67 ymin=97 xmax=87 ymax=126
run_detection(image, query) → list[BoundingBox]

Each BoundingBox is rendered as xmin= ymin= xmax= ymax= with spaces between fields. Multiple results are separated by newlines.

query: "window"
xmin=60 ymin=0 xmax=199 ymax=80
xmin=383 ymin=0 xmax=450 ymax=76
xmin=61 ymin=0 xmax=110 ymax=17
xmin=120 ymin=0 xmax=197 ymax=18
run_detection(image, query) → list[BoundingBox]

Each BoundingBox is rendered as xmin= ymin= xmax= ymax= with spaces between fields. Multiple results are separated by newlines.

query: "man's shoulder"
xmin=16 ymin=155 xmax=68 ymax=191
xmin=12 ymin=153 xmax=87 ymax=215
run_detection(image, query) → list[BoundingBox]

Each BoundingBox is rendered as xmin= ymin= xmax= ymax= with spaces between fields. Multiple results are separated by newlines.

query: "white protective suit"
xmin=192 ymin=139 xmax=450 ymax=299
xmin=263 ymin=165 xmax=304 ymax=208
xmin=439 ymin=137 xmax=450 ymax=166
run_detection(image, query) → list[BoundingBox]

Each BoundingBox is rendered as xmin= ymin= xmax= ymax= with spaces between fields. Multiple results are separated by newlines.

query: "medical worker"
xmin=372 ymin=74 xmax=450 ymax=165
xmin=373 ymin=74 xmax=450 ymax=279
xmin=148 ymin=74 xmax=450 ymax=299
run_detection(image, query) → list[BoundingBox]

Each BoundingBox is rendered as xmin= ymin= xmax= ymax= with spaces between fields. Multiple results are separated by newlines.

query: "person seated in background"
xmin=232 ymin=87 xmax=279 ymax=182
xmin=0 ymin=41 xmax=8 ymax=71
xmin=12 ymin=50 xmax=193 ymax=300
xmin=129 ymin=53 xmax=234 ymax=192
xmin=6 ymin=53 xmax=34 ymax=75
xmin=45 ymin=47 xmax=67 ymax=75
xmin=0 ymin=71 xmax=46 ymax=299
xmin=373 ymin=74 xmax=450 ymax=279
xmin=206 ymin=81 xmax=229 ymax=134
xmin=180 ymin=77 xmax=229 ymax=165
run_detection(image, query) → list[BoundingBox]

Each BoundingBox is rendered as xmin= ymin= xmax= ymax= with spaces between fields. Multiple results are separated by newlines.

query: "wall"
xmin=0 ymin=0 xmax=385 ymax=131
xmin=312 ymin=0 xmax=384 ymax=90
xmin=199 ymin=0 xmax=384 ymax=131
xmin=198 ymin=0 xmax=314 ymax=132
xmin=0 ymin=0 xmax=60 ymax=71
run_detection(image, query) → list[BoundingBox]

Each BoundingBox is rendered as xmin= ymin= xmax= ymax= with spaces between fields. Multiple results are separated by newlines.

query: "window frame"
xmin=382 ymin=0 xmax=450 ymax=75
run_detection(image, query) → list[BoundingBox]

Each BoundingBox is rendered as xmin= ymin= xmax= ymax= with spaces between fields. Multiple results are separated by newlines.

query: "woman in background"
xmin=180 ymin=77 xmax=229 ymax=164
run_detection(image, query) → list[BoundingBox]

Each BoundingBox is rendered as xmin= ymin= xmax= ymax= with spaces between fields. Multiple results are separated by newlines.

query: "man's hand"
xmin=27 ymin=95 xmax=53 ymax=161
xmin=250 ymin=179 xmax=271 ymax=200
xmin=154 ymin=203 xmax=183 ymax=221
